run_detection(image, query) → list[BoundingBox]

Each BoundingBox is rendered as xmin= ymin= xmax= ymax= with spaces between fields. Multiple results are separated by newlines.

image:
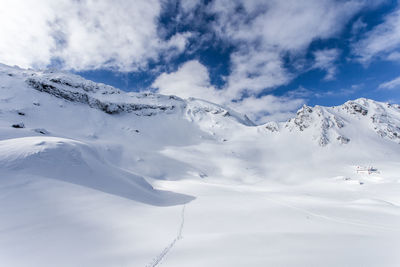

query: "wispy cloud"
xmin=378 ymin=76 xmax=400 ymax=89
xmin=351 ymin=18 xmax=368 ymax=35
xmin=287 ymin=84 xmax=362 ymax=99
xmin=312 ymin=49 xmax=341 ymax=80
xmin=209 ymin=0 xmax=372 ymax=98
xmin=352 ymin=8 xmax=400 ymax=64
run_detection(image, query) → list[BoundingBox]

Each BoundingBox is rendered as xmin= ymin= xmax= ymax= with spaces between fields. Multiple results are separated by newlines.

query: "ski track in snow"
xmin=145 ymin=205 xmax=185 ymax=267
xmin=264 ymin=195 xmax=400 ymax=232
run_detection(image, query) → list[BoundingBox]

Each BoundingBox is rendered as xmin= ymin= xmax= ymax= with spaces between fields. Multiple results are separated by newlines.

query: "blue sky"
xmin=1 ymin=0 xmax=400 ymax=122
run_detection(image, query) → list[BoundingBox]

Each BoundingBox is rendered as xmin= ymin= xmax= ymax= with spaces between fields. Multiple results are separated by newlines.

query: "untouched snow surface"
xmin=0 ymin=64 xmax=400 ymax=266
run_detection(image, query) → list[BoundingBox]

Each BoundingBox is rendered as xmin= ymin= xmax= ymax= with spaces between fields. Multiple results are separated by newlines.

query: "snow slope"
xmin=0 ymin=64 xmax=399 ymax=266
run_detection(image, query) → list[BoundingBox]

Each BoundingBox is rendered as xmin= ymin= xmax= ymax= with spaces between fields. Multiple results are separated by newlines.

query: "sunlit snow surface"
xmin=0 ymin=64 xmax=399 ymax=266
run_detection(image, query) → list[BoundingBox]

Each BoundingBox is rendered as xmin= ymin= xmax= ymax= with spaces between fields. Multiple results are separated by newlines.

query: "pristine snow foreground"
xmin=0 ymin=63 xmax=399 ymax=266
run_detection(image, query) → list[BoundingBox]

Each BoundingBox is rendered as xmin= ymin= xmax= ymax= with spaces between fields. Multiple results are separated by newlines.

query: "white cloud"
xmin=180 ymin=0 xmax=202 ymax=13
xmin=387 ymin=51 xmax=400 ymax=61
xmin=0 ymin=1 xmax=56 ymax=69
xmin=151 ymin=1 xmax=375 ymax=123
xmin=226 ymin=48 xmax=292 ymax=99
xmin=286 ymin=86 xmax=313 ymax=98
xmin=152 ymin=60 xmax=305 ymax=123
xmin=166 ymin=32 xmax=192 ymax=53
xmin=0 ymin=0 xmax=389 ymax=124
xmin=210 ymin=0 xmax=372 ymax=98
xmin=378 ymin=76 xmax=400 ymax=89
xmin=313 ymin=49 xmax=340 ymax=80
xmin=287 ymin=84 xmax=361 ymax=99
xmin=230 ymin=95 xmax=305 ymax=123
xmin=212 ymin=0 xmax=365 ymax=50
xmin=0 ymin=0 xmax=191 ymax=71
xmin=152 ymin=60 xmax=222 ymax=102
xmin=351 ymin=18 xmax=367 ymax=34
xmin=353 ymin=8 xmax=400 ymax=64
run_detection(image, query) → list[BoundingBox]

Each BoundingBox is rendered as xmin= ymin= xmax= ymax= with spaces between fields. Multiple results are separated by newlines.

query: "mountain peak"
xmin=0 ymin=63 xmax=255 ymax=126
xmin=276 ymin=98 xmax=400 ymax=146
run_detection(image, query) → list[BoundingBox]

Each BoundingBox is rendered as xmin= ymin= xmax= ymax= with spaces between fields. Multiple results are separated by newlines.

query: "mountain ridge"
xmin=2 ymin=63 xmax=399 ymax=146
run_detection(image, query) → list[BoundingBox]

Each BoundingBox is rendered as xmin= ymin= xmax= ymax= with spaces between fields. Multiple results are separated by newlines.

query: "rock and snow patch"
xmin=11 ymin=122 xmax=25 ymax=128
xmin=269 ymin=98 xmax=400 ymax=146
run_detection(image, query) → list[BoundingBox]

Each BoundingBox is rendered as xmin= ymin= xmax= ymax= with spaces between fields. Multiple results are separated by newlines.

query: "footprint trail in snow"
xmin=146 ymin=205 xmax=186 ymax=267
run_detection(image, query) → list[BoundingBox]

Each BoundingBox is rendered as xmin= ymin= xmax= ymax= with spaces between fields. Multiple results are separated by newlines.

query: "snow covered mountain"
xmin=266 ymin=98 xmax=400 ymax=146
xmin=1 ymin=64 xmax=400 ymax=267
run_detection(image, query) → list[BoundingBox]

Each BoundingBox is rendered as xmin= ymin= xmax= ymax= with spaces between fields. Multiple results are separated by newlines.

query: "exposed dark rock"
xmin=265 ymin=122 xmax=279 ymax=132
xmin=318 ymin=133 xmax=329 ymax=147
xmin=343 ymin=101 xmax=368 ymax=115
xmin=337 ymin=135 xmax=350 ymax=144
xmin=26 ymin=78 xmax=176 ymax=116
xmin=223 ymin=111 xmax=231 ymax=117
xmin=293 ymin=105 xmax=314 ymax=131
xmin=49 ymin=77 xmax=120 ymax=94
xmin=333 ymin=116 xmax=344 ymax=128
xmin=12 ymin=123 xmax=25 ymax=128
xmin=33 ymin=128 xmax=49 ymax=135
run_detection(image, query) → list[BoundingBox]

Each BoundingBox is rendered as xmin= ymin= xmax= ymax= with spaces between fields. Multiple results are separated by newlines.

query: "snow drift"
xmin=0 ymin=136 xmax=193 ymax=206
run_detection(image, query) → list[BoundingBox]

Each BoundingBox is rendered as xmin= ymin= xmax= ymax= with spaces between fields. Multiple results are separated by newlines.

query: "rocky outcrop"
xmin=280 ymin=98 xmax=400 ymax=146
xmin=26 ymin=77 xmax=178 ymax=116
xmin=342 ymin=100 xmax=368 ymax=116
